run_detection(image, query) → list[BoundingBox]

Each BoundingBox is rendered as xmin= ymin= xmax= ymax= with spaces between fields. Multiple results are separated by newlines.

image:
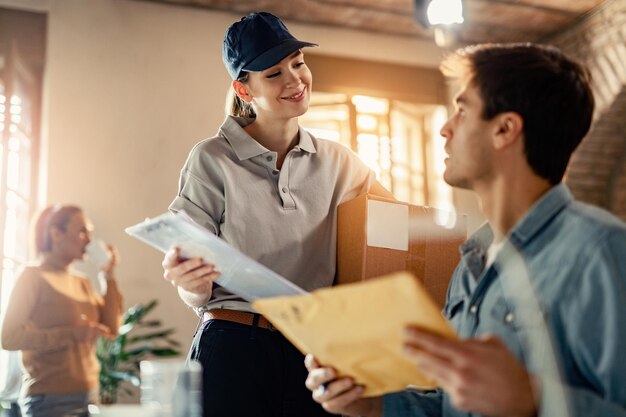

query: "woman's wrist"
xmin=98 ymin=270 xmax=115 ymax=281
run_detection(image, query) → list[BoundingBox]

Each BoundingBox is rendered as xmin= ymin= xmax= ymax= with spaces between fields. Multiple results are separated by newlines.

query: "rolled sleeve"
xmin=169 ymin=143 xmax=226 ymax=235
xmin=338 ymin=146 xmax=375 ymax=203
xmin=169 ymin=193 xmax=219 ymax=235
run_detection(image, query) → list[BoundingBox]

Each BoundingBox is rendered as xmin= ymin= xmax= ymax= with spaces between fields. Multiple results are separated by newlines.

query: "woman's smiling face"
xmin=238 ymin=50 xmax=312 ymax=120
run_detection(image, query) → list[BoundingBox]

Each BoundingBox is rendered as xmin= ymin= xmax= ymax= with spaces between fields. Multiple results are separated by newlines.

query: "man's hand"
xmin=404 ymin=327 xmax=538 ymax=417
xmin=304 ymin=354 xmax=383 ymax=417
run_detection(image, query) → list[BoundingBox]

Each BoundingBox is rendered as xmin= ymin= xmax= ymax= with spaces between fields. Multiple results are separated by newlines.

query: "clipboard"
xmin=125 ymin=211 xmax=306 ymax=301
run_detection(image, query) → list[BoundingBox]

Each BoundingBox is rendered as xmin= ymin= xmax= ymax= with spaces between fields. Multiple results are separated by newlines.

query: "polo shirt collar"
xmin=220 ymin=116 xmax=318 ymax=161
xmin=296 ymin=127 xmax=317 ymax=154
xmin=220 ymin=116 xmax=267 ymax=160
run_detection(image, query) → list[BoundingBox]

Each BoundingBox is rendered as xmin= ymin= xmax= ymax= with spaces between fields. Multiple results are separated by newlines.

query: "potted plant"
xmin=96 ymin=299 xmax=182 ymax=404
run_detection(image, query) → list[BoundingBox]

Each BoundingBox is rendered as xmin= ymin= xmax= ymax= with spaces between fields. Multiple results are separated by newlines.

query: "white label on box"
xmin=367 ymin=200 xmax=409 ymax=251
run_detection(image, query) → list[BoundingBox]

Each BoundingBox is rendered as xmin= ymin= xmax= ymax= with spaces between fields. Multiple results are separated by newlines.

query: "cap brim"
xmin=243 ymin=39 xmax=318 ymax=72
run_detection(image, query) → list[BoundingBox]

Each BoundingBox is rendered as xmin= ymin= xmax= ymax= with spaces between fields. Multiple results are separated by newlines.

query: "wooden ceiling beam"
xmin=131 ymin=0 xmax=607 ymax=44
xmin=476 ymin=0 xmax=578 ymax=16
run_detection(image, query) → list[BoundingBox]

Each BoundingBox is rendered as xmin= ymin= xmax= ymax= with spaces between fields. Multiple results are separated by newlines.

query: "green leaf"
xmin=108 ymin=370 xmax=141 ymax=386
xmin=150 ymin=348 xmax=182 ymax=357
xmin=97 ymin=299 xmax=181 ymax=404
xmin=137 ymin=320 xmax=162 ymax=327
xmin=165 ymin=338 xmax=182 ymax=347
xmin=124 ymin=344 xmax=158 ymax=357
xmin=117 ymin=323 xmax=135 ymax=336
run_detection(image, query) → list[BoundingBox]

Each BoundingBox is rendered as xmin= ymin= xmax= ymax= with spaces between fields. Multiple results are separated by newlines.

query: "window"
xmin=300 ymin=92 xmax=452 ymax=209
xmin=0 ymin=65 xmax=38 ymax=312
xmin=302 ymin=53 xmax=453 ymax=211
xmin=0 ymin=7 xmax=46 ymax=403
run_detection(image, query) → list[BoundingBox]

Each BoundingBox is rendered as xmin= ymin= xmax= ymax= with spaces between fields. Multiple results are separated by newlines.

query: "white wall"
xmin=0 ymin=0 xmax=478 ymax=353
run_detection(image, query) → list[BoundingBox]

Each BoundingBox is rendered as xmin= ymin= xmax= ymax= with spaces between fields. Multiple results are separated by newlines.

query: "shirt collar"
xmin=296 ymin=127 xmax=317 ymax=154
xmin=219 ymin=116 xmax=267 ymax=160
xmin=509 ymin=183 xmax=573 ymax=246
xmin=462 ymin=183 xmax=573 ymax=254
xmin=461 ymin=222 xmax=493 ymax=255
xmin=219 ymin=116 xmax=317 ymax=161
xmin=459 ymin=222 xmax=493 ymax=282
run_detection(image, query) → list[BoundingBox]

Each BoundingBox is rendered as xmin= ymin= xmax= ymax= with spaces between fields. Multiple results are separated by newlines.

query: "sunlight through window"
xmin=357 ymin=133 xmax=381 ymax=177
xmin=1 ymin=87 xmax=38 ymax=312
xmin=305 ymin=128 xmax=341 ymax=142
xmin=301 ymin=92 xmax=451 ymax=208
xmin=431 ymin=107 xmax=457 ymax=228
xmin=352 ymin=95 xmax=388 ymax=115
xmin=0 ymin=259 xmax=15 ymax=313
xmin=7 ymin=150 xmax=19 ymax=190
xmin=0 ymin=15 xmax=46 ymax=399
xmin=3 ymin=208 xmax=17 ymax=259
xmin=356 ymin=115 xmax=378 ymax=131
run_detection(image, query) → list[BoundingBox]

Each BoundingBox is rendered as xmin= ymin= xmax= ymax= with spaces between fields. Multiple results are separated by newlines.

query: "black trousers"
xmin=189 ymin=317 xmax=333 ymax=417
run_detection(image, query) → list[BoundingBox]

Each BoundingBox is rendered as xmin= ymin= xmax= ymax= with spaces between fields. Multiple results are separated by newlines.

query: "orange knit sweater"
xmin=0 ymin=266 xmax=123 ymax=396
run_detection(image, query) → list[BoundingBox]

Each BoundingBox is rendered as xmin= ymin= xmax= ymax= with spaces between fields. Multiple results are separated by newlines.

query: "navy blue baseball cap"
xmin=222 ymin=12 xmax=318 ymax=80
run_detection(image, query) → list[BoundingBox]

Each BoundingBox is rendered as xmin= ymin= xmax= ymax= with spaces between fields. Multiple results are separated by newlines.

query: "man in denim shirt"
xmin=304 ymin=43 xmax=626 ymax=417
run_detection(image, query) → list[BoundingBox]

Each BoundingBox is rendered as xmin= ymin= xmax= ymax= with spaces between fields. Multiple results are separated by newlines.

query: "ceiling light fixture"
xmin=414 ymin=0 xmax=465 ymax=48
xmin=427 ymin=0 xmax=464 ymax=25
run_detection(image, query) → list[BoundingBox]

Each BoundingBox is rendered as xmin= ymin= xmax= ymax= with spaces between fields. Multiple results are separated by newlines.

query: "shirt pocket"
xmin=490 ymin=299 xmax=520 ymax=330
xmin=488 ymin=299 xmax=525 ymax=360
xmin=489 ymin=299 xmax=546 ymax=365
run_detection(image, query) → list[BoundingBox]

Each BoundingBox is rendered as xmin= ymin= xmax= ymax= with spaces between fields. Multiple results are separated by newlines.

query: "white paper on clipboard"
xmin=125 ymin=211 xmax=306 ymax=301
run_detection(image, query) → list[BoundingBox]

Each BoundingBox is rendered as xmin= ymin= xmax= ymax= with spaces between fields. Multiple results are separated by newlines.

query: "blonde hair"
xmin=33 ymin=204 xmax=82 ymax=255
xmin=225 ymin=72 xmax=256 ymax=119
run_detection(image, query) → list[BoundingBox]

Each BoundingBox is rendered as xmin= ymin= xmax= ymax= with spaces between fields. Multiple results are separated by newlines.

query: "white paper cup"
xmin=85 ymin=239 xmax=111 ymax=269
xmin=140 ymin=359 xmax=202 ymax=417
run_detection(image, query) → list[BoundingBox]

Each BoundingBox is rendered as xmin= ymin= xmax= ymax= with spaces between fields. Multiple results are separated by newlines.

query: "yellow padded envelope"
xmin=252 ymin=272 xmax=456 ymax=397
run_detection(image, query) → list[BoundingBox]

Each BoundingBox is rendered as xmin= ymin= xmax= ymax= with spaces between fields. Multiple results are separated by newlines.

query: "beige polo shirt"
xmin=169 ymin=116 xmax=373 ymax=312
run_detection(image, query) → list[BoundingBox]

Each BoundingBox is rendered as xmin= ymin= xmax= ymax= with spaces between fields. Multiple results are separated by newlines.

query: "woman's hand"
xmin=73 ymin=321 xmax=112 ymax=342
xmin=101 ymin=244 xmax=119 ymax=277
xmin=304 ymin=354 xmax=382 ymax=417
xmin=162 ymin=246 xmax=221 ymax=294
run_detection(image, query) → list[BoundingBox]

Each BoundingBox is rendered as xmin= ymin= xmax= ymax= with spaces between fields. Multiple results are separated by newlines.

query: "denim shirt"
xmin=383 ymin=184 xmax=626 ymax=417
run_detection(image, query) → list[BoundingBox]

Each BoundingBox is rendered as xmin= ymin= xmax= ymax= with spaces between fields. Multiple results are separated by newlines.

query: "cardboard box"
xmin=337 ymin=194 xmax=467 ymax=308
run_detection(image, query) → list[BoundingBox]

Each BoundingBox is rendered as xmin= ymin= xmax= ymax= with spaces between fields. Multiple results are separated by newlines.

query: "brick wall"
xmin=547 ymin=0 xmax=626 ymax=220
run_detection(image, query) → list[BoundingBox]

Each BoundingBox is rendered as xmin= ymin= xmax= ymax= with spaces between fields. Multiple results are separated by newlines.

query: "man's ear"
xmin=492 ymin=112 xmax=524 ymax=150
xmin=232 ymin=80 xmax=252 ymax=103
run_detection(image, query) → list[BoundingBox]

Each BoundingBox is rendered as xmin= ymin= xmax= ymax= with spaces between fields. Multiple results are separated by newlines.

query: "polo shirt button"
xmin=266 ymin=156 xmax=273 ymax=161
xmin=469 ymin=305 xmax=478 ymax=314
xmin=282 ymin=187 xmax=288 ymax=193
xmin=505 ymin=313 xmax=514 ymax=323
